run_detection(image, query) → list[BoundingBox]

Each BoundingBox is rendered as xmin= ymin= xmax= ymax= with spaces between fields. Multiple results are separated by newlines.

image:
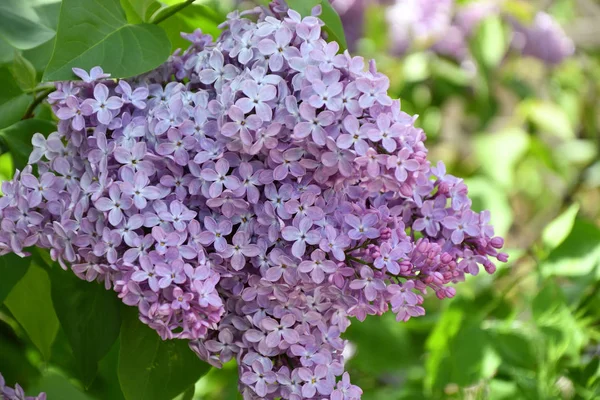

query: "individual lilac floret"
xmin=0 ymin=2 xmax=507 ymax=399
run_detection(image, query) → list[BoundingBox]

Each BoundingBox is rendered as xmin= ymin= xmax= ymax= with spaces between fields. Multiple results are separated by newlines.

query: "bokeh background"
xmin=1 ymin=0 xmax=599 ymax=399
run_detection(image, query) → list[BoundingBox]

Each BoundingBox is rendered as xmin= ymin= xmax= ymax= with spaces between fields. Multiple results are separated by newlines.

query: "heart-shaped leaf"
xmin=118 ymin=307 xmax=211 ymax=400
xmin=43 ymin=0 xmax=171 ymax=82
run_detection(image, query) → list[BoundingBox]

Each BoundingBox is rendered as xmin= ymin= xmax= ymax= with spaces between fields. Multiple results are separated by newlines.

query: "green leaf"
xmin=22 ymin=1 xmax=62 ymax=72
xmin=520 ymin=100 xmax=575 ymax=140
xmin=344 ymin=313 xmax=418 ymax=374
xmin=0 ymin=65 xmax=33 ymax=129
xmin=425 ymin=306 xmax=463 ymax=392
xmin=285 ymin=0 xmax=347 ymax=50
xmin=120 ymin=0 xmax=145 ymax=23
xmin=43 ymin=0 xmax=171 ymax=82
xmin=0 ymin=331 xmax=41 ymax=391
xmin=0 ymin=253 xmax=31 ymax=305
xmin=541 ymin=219 xmax=600 ymax=277
xmin=486 ymin=329 xmax=537 ymax=370
xmin=542 ymin=203 xmax=580 ymax=251
xmin=50 ymin=267 xmax=122 ymax=388
xmin=0 ymin=0 xmax=56 ymax=50
xmin=0 ymin=94 xmax=33 ymax=130
xmin=532 ymin=280 xmax=587 ymax=362
xmin=89 ymin=339 xmax=126 ymax=400
xmin=0 ymin=119 xmax=57 ymax=170
xmin=120 ymin=0 xmax=158 ymax=22
xmin=28 ymin=370 xmax=94 ymax=400
xmin=11 ymin=52 xmax=38 ymax=90
xmin=118 ymin=306 xmax=211 ymax=400
xmin=474 ymin=128 xmax=530 ymax=189
xmin=471 ymin=15 xmax=507 ymax=68
xmin=5 ymin=264 xmax=59 ymax=360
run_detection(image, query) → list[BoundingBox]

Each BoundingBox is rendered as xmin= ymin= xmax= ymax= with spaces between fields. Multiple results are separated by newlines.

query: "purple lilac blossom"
xmin=510 ymin=11 xmax=575 ymax=65
xmin=335 ymin=0 xmax=572 ymax=66
xmin=0 ymin=2 xmax=507 ymax=399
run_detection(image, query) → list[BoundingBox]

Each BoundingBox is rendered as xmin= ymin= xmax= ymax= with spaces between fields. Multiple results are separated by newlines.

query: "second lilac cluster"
xmin=332 ymin=0 xmax=574 ymax=65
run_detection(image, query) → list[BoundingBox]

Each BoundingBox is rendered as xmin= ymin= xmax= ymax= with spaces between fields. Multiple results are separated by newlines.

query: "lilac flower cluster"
xmin=0 ymin=2 xmax=507 ymax=398
xmin=0 ymin=374 xmax=46 ymax=400
xmin=332 ymin=0 xmax=574 ymax=66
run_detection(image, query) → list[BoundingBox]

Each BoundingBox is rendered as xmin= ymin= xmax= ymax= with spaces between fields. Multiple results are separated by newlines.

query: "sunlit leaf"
xmin=471 ymin=15 xmax=507 ymax=68
xmin=520 ymin=100 xmax=575 ymax=140
xmin=542 ymin=203 xmax=580 ymax=251
xmin=5 ymin=264 xmax=59 ymax=360
xmin=43 ymin=0 xmax=171 ymax=81
xmin=474 ymin=128 xmax=530 ymax=189
xmin=541 ymin=219 xmax=600 ymax=277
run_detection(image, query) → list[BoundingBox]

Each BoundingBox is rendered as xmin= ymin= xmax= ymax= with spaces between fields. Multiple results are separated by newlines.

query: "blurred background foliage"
xmin=0 ymin=0 xmax=599 ymax=399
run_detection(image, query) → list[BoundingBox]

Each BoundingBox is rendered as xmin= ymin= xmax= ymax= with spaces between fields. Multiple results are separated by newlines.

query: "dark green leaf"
xmin=345 ymin=313 xmax=418 ymax=373
xmin=119 ymin=306 xmax=211 ymax=400
xmin=487 ymin=330 xmax=538 ymax=370
xmin=0 ymin=0 xmax=56 ymax=50
xmin=43 ymin=0 xmax=171 ymax=82
xmin=0 ymin=119 xmax=57 ymax=170
xmin=89 ymin=339 xmax=126 ymax=400
xmin=0 ymin=62 xmax=26 ymax=101
xmin=0 ymin=64 xmax=33 ymax=128
xmin=50 ymin=267 xmax=122 ymax=387
xmin=11 ymin=52 xmax=38 ymax=90
xmin=0 ymin=253 xmax=31 ymax=305
xmin=0 ymin=94 xmax=32 ymax=130
xmin=285 ymin=0 xmax=347 ymax=50
xmin=0 ymin=325 xmax=41 ymax=390
xmin=541 ymin=219 xmax=600 ymax=277
xmin=5 ymin=264 xmax=59 ymax=360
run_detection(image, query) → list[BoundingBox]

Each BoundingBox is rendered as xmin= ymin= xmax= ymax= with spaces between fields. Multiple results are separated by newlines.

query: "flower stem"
xmin=24 ymin=84 xmax=55 ymax=94
xmin=22 ymin=87 xmax=54 ymax=119
xmin=347 ymin=256 xmax=371 ymax=266
xmin=151 ymin=0 xmax=195 ymax=25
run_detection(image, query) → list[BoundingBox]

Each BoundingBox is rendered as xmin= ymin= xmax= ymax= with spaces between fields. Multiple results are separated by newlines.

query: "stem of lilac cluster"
xmin=150 ymin=0 xmax=196 ymax=25
xmin=346 ymin=240 xmax=372 ymax=253
xmin=22 ymin=87 xmax=54 ymax=119
xmin=24 ymin=84 xmax=55 ymax=94
xmin=346 ymin=255 xmax=372 ymax=266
